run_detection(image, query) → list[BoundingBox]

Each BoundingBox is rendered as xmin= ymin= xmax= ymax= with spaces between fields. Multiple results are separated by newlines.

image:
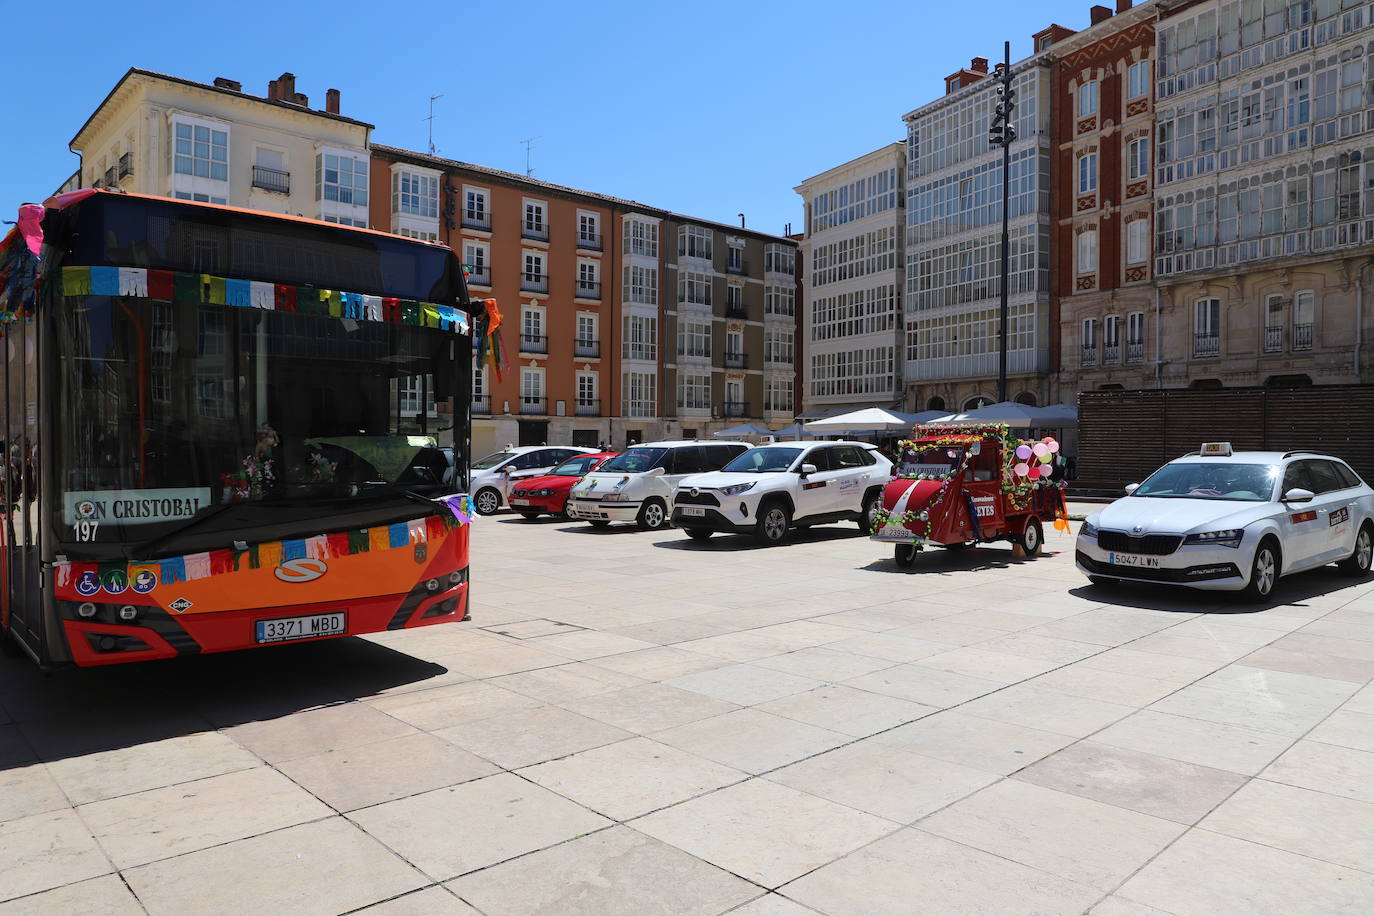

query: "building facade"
xmin=1053 ymin=3 xmax=1161 ymax=394
xmin=901 ymin=52 xmax=1056 ymax=413
xmin=794 ymin=143 xmax=906 ymax=417
xmin=1139 ymin=0 xmax=1374 ymax=390
xmin=70 ymin=70 xmax=372 ymax=224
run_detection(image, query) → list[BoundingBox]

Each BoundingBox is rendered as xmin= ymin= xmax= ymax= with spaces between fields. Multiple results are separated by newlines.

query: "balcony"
xmin=472 ymin=396 xmax=489 ymax=415
xmin=118 ymin=152 xmax=134 ymax=179
xmin=519 ymin=334 xmax=548 ymax=355
xmin=725 ymin=304 xmax=747 ymax=319
xmin=726 ymin=258 xmax=748 ymax=276
xmin=1104 ymin=343 xmax=1120 ymax=363
xmin=724 ymin=351 xmax=746 ymax=369
xmin=765 ymin=351 xmax=791 ymax=367
xmin=252 ymin=165 xmax=290 ymax=194
xmin=764 ymin=401 xmax=792 ymax=414
xmin=521 ymin=272 xmax=548 ymax=294
xmin=722 ymin=401 xmax=748 ymax=418
xmin=624 ymin=346 xmax=656 ymax=362
xmin=576 ymin=280 xmax=602 ymax=300
xmin=520 ymin=396 xmax=547 ymax=416
xmin=1293 ymin=322 xmax=1313 ymax=350
xmin=1126 ymin=340 xmax=1144 ymax=362
xmin=574 ymin=338 xmax=600 ymax=358
xmin=1194 ymin=333 xmax=1220 ymax=358
xmin=522 ymin=223 xmax=548 ymax=242
xmin=1081 ymin=345 xmax=1098 ymax=367
xmin=465 ymin=268 xmax=491 ymax=287
xmin=577 ymin=232 xmax=603 ymax=251
xmin=462 ymin=212 xmax=490 ymax=230
xmin=1264 ymin=326 xmax=1284 ymax=353
xmin=575 ymin=398 xmax=600 ymax=417
xmin=104 ymin=167 xmax=117 ymax=187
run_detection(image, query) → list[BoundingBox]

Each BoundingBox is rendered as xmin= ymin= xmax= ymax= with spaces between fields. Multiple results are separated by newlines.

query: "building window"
xmin=521 ymin=306 xmax=546 ymax=354
xmin=1081 ymin=318 xmax=1098 ymax=366
xmin=173 ymin=121 xmax=228 ymax=181
xmin=576 ymin=371 xmax=598 ymax=414
xmin=523 ymin=251 xmax=546 ymax=293
xmin=1127 ymin=311 xmax=1145 ymax=361
xmin=1104 ymin=315 xmax=1121 ymax=362
xmin=472 ymin=367 xmax=485 ymax=407
xmin=397 ymin=375 xmax=434 ymax=414
xmin=520 ymin=368 xmax=545 ymax=414
xmin=623 ymin=315 xmax=657 ymax=361
xmin=576 ymin=313 xmax=599 ymax=358
xmin=1126 ymin=218 xmax=1149 ymax=265
xmin=765 ymin=245 xmax=795 ymax=276
xmin=1077 ymin=230 xmax=1098 ymax=274
xmin=578 ymin=211 xmax=601 ymax=248
xmin=1079 ymin=79 xmax=1099 ymax=117
xmin=679 ymin=225 xmax=712 ymax=260
xmin=463 ymin=241 xmax=489 ymax=284
xmin=1127 ymin=138 xmax=1149 ymax=181
xmin=175 ymin=192 xmax=228 ymax=205
xmin=1194 ymin=298 xmax=1221 ymax=356
xmin=1078 ymin=153 xmax=1098 ymax=193
xmin=393 ymin=170 xmax=438 ymax=217
xmin=726 ymin=285 xmax=743 ymax=314
xmin=679 ymin=271 xmax=712 ymax=307
xmin=624 ymin=218 xmax=658 ymax=257
xmin=765 ymin=377 xmax=793 ymax=413
xmin=765 ymin=329 xmax=793 ymax=365
xmin=1293 ymin=289 xmax=1314 ymax=351
xmin=1264 ymin=294 xmax=1285 ymax=352
xmin=678 ymin=320 xmax=711 ymax=359
xmin=577 ymin=259 xmax=599 ymax=297
xmin=464 ymin=187 xmax=489 ymax=228
xmin=624 ymin=265 xmax=658 ymax=305
xmin=623 ymin=371 xmax=656 ymax=418
xmin=1127 ymin=60 xmax=1151 ymax=100
xmin=523 ymin=199 xmax=547 ymax=239
xmin=316 ymin=152 xmax=368 ymax=206
xmin=727 ymin=245 xmax=743 ymax=273
xmin=677 ymin=373 xmax=710 ymax=410
xmin=765 ymin=285 xmax=795 ymax=316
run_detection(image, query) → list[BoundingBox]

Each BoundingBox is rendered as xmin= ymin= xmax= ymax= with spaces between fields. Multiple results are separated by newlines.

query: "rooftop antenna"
xmin=521 ymin=136 xmax=541 ymax=177
xmin=425 ymin=94 xmax=443 ymax=155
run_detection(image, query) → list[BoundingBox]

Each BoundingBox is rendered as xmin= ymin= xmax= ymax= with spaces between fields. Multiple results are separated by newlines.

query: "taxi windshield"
xmin=599 ymin=447 xmax=665 ymax=473
xmin=1134 ymin=462 xmax=1278 ymax=501
xmin=723 ymin=447 xmax=803 ymax=473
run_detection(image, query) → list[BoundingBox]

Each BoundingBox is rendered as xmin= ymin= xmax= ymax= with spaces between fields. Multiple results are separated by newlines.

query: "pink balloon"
xmin=1032 ymin=443 xmax=1049 ymax=457
xmin=1015 ymin=444 xmax=1032 ymax=460
xmin=1014 ymin=462 xmax=1030 ymax=476
xmin=1027 ymin=465 xmax=1041 ymax=479
xmin=1047 ymin=439 xmax=1060 ymax=453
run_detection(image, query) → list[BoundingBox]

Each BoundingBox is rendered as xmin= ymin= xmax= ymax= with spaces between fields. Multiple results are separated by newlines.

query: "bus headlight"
xmin=425 ymin=578 xmax=441 ymax=592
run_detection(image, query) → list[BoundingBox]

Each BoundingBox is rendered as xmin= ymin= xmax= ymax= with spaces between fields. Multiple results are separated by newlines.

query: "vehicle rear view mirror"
xmin=800 ymin=463 xmax=818 ymax=476
xmin=644 ymin=467 xmax=665 ymax=478
xmin=1124 ymin=483 xmax=1140 ymax=494
xmin=1283 ymin=487 xmax=1315 ymax=503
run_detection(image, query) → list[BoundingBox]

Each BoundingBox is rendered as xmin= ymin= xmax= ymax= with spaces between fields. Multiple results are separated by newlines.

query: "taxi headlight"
xmin=720 ymin=482 xmax=755 ymax=497
xmin=602 ymin=492 xmax=624 ymax=501
xmin=534 ymin=488 xmax=554 ymax=496
xmin=1080 ymin=520 xmax=1099 ymax=539
xmin=1184 ymin=528 xmax=1244 ymax=548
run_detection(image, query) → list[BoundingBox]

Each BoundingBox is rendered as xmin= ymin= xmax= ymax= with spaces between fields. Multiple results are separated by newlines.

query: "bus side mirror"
xmin=1124 ymin=483 xmax=1139 ymax=494
xmin=799 ymin=463 xmax=818 ymax=477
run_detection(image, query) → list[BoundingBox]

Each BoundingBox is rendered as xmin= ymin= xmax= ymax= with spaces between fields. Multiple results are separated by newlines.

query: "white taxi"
xmin=567 ymin=441 xmax=750 ymax=530
xmin=1076 ymin=444 xmax=1374 ymax=599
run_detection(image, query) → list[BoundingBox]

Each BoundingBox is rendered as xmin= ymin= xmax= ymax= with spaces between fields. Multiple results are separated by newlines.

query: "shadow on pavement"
xmin=0 ymin=636 xmax=447 ymax=770
xmin=653 ymin=525 xmax=866 ymax=552
xmin=858 ymin=543 xmax=1068 ymax=574
xmin=1069 ymin=564 xmax=1368 ymax=614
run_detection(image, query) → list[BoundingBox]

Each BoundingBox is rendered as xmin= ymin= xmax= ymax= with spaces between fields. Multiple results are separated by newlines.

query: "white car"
xmin=672 ymin=441 xmax=892 ymax=546
xmin=1076 ymin=445 xmax=1374 ymax=599
xmin=567 ymin=441 xmax=750 ymax=530
xmin=469 ymin=446 xmax=598 ymax=515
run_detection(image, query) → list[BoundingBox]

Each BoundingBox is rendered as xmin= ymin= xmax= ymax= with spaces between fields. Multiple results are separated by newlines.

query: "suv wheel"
xmin=754 ymin=502 xmax=791 ymax=546
xmin=859 ymin=492 xmax=880 ymax=532
xmin=473 ymin=488 xmax=502 ymax=516
xmin=684 ymin=527 xmax=713 ymax=542
xmin=637 ymin=498 xmax=668 ymax=531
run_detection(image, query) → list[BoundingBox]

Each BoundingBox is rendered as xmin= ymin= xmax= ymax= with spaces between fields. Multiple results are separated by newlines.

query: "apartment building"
xmin=1137 ymin=0 xmax=1374 ymax=389
xmin=794 ymin=143 xmax=906 ymax=417
xmin=69 ymin=69 xmax=372 ymax=223
xmin=1052 ymin=3 xmax=1161 ymax=394
xmin=901 ymin=49 xmax=1056 ymax=413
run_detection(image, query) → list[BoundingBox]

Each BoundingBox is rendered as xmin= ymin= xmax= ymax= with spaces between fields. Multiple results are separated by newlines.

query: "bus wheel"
xmin=473 ymin=488 xmax=502 ymax=516
xmin=1016 ymin=518 xmax=1044 ymax=557
xmin=894 ymin=544 xmax=916 ymax=568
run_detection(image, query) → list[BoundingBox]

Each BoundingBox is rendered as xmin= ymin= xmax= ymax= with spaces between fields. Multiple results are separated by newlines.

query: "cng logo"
xmin=274 ymin=558 xmax=329 ymax=583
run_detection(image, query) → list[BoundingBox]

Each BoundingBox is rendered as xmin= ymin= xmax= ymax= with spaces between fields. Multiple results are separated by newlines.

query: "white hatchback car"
xmin=1076 ymin=445 xmax=1374 ymax=599
xmin=672 ymin=441 xmax=892 ymax=545
xmin=469 ymin=446 xmax=598 ymax=515
xmin=567 ymin=441 xmax=750 ymax=530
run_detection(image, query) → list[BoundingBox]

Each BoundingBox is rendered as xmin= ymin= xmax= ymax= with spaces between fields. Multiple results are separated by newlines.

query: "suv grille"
xmin=1096 ymin=531 xmax=1183 ymax=555
xmin=675 ymin=491 xmax=721 ymax=507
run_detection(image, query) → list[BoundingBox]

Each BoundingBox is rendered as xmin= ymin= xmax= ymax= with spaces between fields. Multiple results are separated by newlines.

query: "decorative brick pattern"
xmin=1077 ymin=195 xmax=1098 ymax=212
xmin=1076 ymin=276 xmax=1097 ymax=291
xmin=1125 ymin=180 xmax=1149 ymax=200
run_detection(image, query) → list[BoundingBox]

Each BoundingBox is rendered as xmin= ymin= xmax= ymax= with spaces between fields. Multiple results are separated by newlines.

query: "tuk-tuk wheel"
xmin=894 ymin=544 xmax=917 ymax=568
xmin=1016 ymin=518 xmax=1044 ymax=557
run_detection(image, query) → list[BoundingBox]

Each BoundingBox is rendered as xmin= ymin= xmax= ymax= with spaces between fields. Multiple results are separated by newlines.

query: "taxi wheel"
xmin=1338 ymin=524 xmax=1373 ymax=576
xmin=587 ymin=520 xmax=611 ymax=528
xmin=473 ymin=488 xmax=502 ymax=516
xmin=1243 ymin=538 xmax=1281 ymax=600
xmin=1016 ymin=518 xmax=1044 ymax=557
xmin=637 ymin=498 xmax=669 ymax=531
xmin=685 ymin=527 xmax=713 ymax=542
xmin=518 ymin=512 xmax=540 ymax=521
xmin=894 ymin=544 xmax=917 ymax=567
xmin=754 ymin=502 xmax=791 ymax=546
xmin=858 ymin=493 xmax=880 ymax=532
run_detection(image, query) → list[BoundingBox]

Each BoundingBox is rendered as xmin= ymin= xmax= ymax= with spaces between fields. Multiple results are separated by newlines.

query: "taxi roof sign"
xmin=1200 ymin=442 xmax=1233 ymax=457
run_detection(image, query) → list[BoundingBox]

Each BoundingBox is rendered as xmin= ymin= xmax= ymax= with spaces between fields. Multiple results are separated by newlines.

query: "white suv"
xmin=470 ymin=446 xmax=598 ymax=515
xmin=568 ymin=441 xmax=750 ymax=530
xmin=672 ymin=441 xmax=892 ymax=545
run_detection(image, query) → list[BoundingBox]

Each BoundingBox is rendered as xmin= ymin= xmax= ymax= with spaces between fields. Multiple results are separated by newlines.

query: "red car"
xmin=509 ymin=452 xmax=618 ymax=520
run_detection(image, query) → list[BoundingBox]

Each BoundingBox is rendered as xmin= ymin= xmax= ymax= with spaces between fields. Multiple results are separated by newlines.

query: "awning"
xmin=804 ymin=407 xmax=915 ymax=433
xmin=713 ymin=423 xmax=774 ymax=438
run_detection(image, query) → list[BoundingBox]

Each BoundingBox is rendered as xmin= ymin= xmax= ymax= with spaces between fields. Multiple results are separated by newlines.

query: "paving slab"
xmin=44 ymin=731 xmax=259 ymax=806
xmin=651 ymin=708 xmax=849 ymax=774
xmin=1200 ymin=778 xmax=1374 ymax=873
xmin=0 ymin=808 xmax=111 ymax=903
xmin=432 ymin=704 xmax=633 ymax=768
xmin=0 ymin=874 xmax=142 ymax=915
xmin=1259 ymin=738 xmax=1374 ymax=804
xmin=872 ymin=711 xmax=1076 ymax=775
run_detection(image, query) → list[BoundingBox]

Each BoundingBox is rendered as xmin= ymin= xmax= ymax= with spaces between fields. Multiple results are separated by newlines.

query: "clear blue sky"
xmin=2 ymin=0 xmax=1089 ymax=236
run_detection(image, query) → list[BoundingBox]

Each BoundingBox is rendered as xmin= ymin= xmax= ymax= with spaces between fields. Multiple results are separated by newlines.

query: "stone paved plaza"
xmin=3 ymin=512 xmax=1374 ymax=914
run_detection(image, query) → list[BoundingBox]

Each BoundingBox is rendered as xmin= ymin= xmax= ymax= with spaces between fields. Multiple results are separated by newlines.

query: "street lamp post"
xmin=989 ymin=40 xmax=1016 ymax=404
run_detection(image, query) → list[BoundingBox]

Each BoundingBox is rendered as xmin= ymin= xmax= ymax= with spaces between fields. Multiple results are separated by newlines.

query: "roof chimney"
xmin=276 ymin=72 xmax=296 ymax=100
xmin=1090 ymin=4 xmax=1113 ymax=24
xmin=970 ymin=57 xmax=989 ymax=73
xmin=1116 ymin=0 xmax=1133 ymax=11
xmin=213 ymin=77 xmax=242 ymax=92
xmin=291 ymin=92 xmax=309 ymax=108
xmin=325 ymin=88 xmax=340 ymax=114
xmin=267 ymin=79 xmax=280 ymax=100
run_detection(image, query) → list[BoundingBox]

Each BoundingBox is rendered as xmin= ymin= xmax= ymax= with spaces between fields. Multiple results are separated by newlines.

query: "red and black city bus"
xmin=0 ymin=189 xmax=475 ymax=667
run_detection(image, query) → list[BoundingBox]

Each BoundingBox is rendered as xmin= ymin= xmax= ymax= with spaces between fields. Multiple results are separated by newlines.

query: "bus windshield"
xmin=56 ymin=296 xmax=460 ymax=557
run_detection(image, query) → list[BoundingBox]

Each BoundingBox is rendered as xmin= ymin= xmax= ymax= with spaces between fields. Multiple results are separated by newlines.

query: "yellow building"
xmin=69 ymin=69 xmax=373 ymax=226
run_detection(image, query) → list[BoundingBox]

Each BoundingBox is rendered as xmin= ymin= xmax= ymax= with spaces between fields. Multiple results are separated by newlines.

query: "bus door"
xmin=3 ymin=310 xmax=42 ymax=656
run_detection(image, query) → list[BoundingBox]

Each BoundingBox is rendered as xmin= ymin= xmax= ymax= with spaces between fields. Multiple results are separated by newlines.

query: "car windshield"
xmin=1134 ymin=462 xmax=1278 ymax=501
xmin=723 ymin=447 xmax=803 ymax=473
xmin=550 ymin=455 xmax=604 ymax=476
xmin=599 ymin=447 xmax=665 ymax=473
xmin=472 ymin=451 xmax=515 ymax=470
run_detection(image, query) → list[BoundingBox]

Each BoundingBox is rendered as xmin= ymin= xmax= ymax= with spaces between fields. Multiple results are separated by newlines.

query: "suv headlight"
xmin=720 ymin=482 xmax=755 ymax=496
xmin=1079 ymin=520 xmax=1099 ymax=538
xmin=1183 ymin=528 xmax=1244 ymax=548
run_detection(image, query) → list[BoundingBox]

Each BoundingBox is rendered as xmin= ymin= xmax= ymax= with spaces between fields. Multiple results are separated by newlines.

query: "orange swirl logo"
xmin=274 ymin=558 xmax=329 ymax=583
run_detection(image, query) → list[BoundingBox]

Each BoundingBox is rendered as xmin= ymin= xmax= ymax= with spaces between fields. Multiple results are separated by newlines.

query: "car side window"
xmin=1281 ymin=461 xmax=1316 ymax=495
xmin=805 ymin=447 xmax=833 ymax=473
xmin=703 ymin=445 xmax=737 ymax=470
xmin=1332 ymin=461 xmax=1364 ymax=489
xmin=833 ymin=447 xmax=867 ymax=469
xmin=1308 ymin=460 xmax=1343 ymax=494
xmin=671 ymin=446 xmax=707 ymax=475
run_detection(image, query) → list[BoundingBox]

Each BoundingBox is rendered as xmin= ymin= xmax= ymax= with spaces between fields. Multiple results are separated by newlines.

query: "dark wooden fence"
xmin=1077 ymin=386 xmax=1374 ymax=489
